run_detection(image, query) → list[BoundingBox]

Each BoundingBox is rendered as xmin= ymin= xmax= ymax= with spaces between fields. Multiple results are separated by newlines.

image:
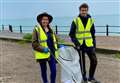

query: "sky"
xmin=0 ymin=0 xmax=120 ymax=20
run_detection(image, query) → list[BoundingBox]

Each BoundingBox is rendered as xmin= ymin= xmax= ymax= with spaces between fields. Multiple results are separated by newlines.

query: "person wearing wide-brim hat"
xmin=32 ymin=12 xmax=58 ymax=83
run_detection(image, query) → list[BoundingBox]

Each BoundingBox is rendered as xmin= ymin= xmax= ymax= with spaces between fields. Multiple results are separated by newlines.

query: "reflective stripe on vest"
xmin=33 ymin=25 xmax=58 ymax=60
xmin=74 ymin=17 xmax=94 ymax=47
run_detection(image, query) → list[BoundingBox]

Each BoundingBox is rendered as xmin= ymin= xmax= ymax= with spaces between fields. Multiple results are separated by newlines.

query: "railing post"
xmin=20 ymin=25 xmax=22 ymax=33
xmin=106 ymin=24 xmax=109 ymax=36
xmin=2 ymin=24 xmax=4 ymax=31
xmin=9 ymin=25 xmax=13 ymax=32
xmin=55 ymin=25 xmax=58 ymax=34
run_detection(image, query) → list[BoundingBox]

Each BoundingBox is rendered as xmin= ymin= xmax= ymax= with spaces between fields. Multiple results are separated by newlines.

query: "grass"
xmin=115 ymin=53 xmax=120 ymax=59
xmin=17 ymin=40 xmax=27 ymax=44
xmin=23 ymin=33 xmax=32 ymax=41
xmin=15 ymin=33 xmax=32 ymax=45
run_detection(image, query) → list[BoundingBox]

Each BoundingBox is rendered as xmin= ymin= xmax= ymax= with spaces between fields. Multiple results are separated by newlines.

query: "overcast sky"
xmin=0 ymin=0 xmax=120 ymax=20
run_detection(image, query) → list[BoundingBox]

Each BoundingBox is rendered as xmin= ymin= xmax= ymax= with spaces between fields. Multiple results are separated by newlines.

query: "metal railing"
xmin=0 ymin=24 xmax=120 ymax=36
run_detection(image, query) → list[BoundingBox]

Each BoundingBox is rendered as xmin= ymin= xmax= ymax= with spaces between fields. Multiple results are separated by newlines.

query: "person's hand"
xmin=43 ymin=48 xmax=49 ymax=53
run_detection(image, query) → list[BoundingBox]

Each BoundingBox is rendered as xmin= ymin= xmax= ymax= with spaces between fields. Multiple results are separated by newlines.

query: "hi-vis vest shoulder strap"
xmin=33 ymin=25 xmax=58 ymax=60
xmin=74 ymin=17 xmax=94 ymax=47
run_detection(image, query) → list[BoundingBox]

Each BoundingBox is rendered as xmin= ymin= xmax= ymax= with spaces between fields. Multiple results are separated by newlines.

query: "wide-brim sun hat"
xmin=37 ymin=12 xmax=53 ymax=23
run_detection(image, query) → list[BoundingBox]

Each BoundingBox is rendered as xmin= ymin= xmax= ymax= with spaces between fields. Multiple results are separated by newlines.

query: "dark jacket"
xmin=69 ymin=14 xmax=96 ymax=48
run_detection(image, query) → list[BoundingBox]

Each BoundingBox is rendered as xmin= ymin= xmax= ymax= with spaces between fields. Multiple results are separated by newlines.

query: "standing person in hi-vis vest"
xmin=32 ymin=12 xmax=58 ymax=83
xmin=69 ymin=3 xmax=100 ymax=83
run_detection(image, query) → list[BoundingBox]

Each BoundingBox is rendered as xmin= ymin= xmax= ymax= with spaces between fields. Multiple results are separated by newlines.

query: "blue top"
xmin=46 ymin=31 xmax=55 ymax=52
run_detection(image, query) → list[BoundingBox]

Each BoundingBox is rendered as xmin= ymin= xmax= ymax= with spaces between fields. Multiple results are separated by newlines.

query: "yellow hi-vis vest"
xmin=33 ymin=25 xmax=58 ymax=60
xmin=74 ymin=17 xmax=94 ymax=47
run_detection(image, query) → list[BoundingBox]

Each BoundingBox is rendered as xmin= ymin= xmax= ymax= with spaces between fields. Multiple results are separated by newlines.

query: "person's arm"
xmin=91 ymin=24 xmax=96 ymax=48
xmin=69 ymin=21 xmax=80 ymax=47
xmin=32 ymin=28 xmax=44 ymax=52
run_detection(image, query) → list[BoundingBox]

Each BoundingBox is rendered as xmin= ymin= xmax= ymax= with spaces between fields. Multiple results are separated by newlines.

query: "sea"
xmin=0 ymin=14 xmax=120 ymax=36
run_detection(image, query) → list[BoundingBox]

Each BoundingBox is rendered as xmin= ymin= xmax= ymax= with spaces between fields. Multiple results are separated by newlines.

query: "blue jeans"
xmin=39 ymin=55 xmax=56 ymax=83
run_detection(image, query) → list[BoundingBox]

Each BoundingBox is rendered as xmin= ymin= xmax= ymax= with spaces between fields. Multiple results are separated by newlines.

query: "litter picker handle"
xmin=58 ymin=43 xmax=74 ymax=47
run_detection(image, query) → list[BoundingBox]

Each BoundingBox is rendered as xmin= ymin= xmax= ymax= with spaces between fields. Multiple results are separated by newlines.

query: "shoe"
xmin=88 ymin=78 xmax=100 ymax=83
xmin=81 ymin=80 xmax=88 ymax=83
xmin=81 ymin=76 xmax=88 ymax=83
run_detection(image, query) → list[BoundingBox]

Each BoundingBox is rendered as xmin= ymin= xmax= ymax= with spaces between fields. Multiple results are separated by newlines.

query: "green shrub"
xmin=56 ymin=35 xmax=73 ymax=46
xmin=23 ymin=33 xmax=32 ymax=41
